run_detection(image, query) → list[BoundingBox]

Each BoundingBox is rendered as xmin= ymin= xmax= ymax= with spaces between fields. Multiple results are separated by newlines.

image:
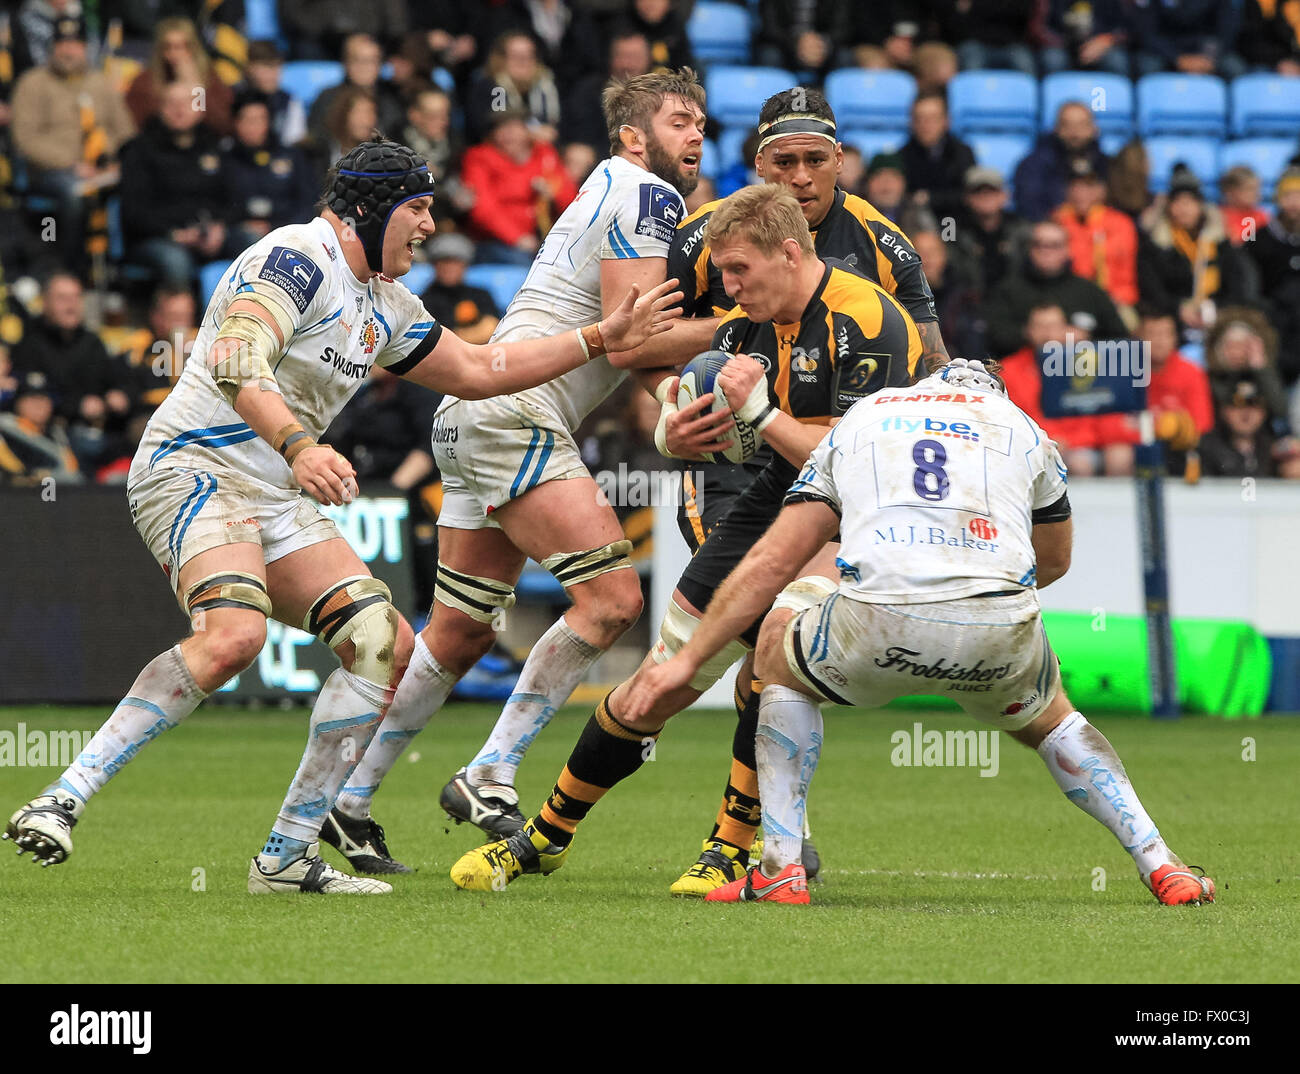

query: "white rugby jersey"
xmin=787 ymin=377 xmax=1069 ymax=603
xmin=439 ymin=154 xmax=684 ymax=431
xmin=129 ymin=216 xmax=441 ymax=489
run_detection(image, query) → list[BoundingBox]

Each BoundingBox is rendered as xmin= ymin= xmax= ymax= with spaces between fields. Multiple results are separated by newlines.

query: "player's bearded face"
xmin=645 ymin=130 xmax=700 ymax=197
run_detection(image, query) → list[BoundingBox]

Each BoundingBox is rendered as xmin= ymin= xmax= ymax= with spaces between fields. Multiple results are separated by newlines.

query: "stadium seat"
xmin=839 ymin=128 xmax=906 ymax=163
xmin=1040 ymin=71 xmax=1133 ymax=137
xmin=1218 ymin=138 xmax=1298 ymax=200
xmin=687 ymin=1 xmax=752 ymax=63
xmin=966 ymin=133 xmax=1034 ymax=181
xmin=279 ymin=61 xmax=345 ymax=110
xmin=1137 ymin=74 xmax=1228 ymax=137
xmin=699 ymin=135 xmax=720 ymax=179
xmin=402 ymin=261 xmax=435 ymax=296
xmin=704 ymin=66 xmax=796 ymax=127
xmin=825 ymin=69 xmax=916 ymax=130
xmin=1230 ymin=73 xmax=1300 ymax=137
xmin=199 ymin=260 xmax=233 ymax=310
xmin=244 ymin=0 xmax=280 ymax=44
xmin=1099 ymin=132 xmax=1130 ymax=157
xmin=717 ymin=125 xmax=753 ymax=173
xmin=947 ymin=70 xmax=1039 ymax=135
xmin=464 ymin=263 xmax=529 ymax=313
xmin=1143 ymin=136 xmax=1221 ymax=198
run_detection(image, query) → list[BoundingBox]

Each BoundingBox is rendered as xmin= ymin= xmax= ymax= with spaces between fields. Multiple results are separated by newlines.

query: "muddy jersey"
xmin=128 ymin=216 xmax=441 ymax=489
xmin=786 ymin=378 xmax=1070 ymax=603
xmin=669 ymin=186 xmax=938 ymax=325
xmin=438 ymin=154 xmax=684 ymax=431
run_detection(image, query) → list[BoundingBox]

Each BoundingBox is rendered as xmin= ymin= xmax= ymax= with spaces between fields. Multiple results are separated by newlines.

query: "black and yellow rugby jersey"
xmin=668 ymin=186 xmax=938 ymax=326
xmin=712 ymin=258 xmax=922 ymax=481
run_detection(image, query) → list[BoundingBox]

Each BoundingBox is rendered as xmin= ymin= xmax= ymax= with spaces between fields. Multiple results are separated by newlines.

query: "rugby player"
xmin=319 ymin=71 xmax=721 ymax=870
xmin=622 ymin=358 xmax=1215 ymax=907
xmin=657 ymin=87 xmax=950 ymax=894
xmin=3 ymin=139 xmax=680 ymax=893
xmin=448 ymin=184 xmax=922 ymax=892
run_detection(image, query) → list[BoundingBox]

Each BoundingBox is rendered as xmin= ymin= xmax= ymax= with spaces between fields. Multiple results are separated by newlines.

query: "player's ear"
xmin=833 ymin=142 xmax=844 ymax=175
xmin=619 ymin=124 xmax=641 ymax=152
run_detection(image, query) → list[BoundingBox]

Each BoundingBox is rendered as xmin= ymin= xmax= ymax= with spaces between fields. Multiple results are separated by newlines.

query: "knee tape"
xmin=304 ymin=575 xmax=398 ymax=686
xmin=541 ymin=539 xmax=634 ymax=589
xmin=434 ymin=562 xmax=516 ymax=624
xmin=771 ymin=575 xmax=838 ymax=614
xmin=184 ymin=570 xmax=272 ymax=618
xmin=652 ymin=598 xmax=747 ymax=692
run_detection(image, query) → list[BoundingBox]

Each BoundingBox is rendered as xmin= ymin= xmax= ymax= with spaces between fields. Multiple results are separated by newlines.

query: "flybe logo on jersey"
xmin=638 ymin=184 xmax=681 ymax=245
xmin=880 ymin=416 xmax=980 ymax=441
xmin=318 ymin=346 xmax=369 ymax=379
xmin=259 ymin=247 xmax=324 ymax=313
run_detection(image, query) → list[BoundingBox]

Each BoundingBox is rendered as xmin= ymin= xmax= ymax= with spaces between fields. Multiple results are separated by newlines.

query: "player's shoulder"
xmin=839 ymin=192 xmax=898 ymax=231
xmin=235 ymin=219 xmax=336 ymax=316
xmin=820 ymin=262 xmax=890 ymax=315
xmin=678 ymin=198 xmax=721 ymax=230
xmin=714 ymin=303 xmax=753 ymax=350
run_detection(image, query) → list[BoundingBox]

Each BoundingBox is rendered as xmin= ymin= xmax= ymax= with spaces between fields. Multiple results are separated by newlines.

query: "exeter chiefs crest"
xmin=360 ymin=318 xmax=380 ymax=355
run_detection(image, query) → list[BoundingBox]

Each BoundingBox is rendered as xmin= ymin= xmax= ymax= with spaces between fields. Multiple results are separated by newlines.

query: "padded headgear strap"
xmin=329 ymin=140 xmax=434 ymax=272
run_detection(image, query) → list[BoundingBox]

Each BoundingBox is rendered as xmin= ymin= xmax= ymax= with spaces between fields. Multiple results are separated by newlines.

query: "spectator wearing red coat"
xmin=1054 ymin=158 xmax=1138 ymax=310
xmin=461 ymin=110 xmax=577 ymax=265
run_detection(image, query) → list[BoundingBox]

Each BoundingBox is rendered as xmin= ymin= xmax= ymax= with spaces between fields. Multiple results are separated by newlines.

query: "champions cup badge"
xmin=360 ymin=318 xmax=379 ymax=354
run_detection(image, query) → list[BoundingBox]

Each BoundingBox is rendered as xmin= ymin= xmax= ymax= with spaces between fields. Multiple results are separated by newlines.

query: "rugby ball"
xmin=676 ymin=350 xmax=762 ymax=464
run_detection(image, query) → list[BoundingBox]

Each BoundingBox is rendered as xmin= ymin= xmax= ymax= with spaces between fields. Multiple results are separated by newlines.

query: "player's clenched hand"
xmin=718 ymin=354 xmax=777 ymax=432
xmin=666 ymin=385 xmax=736 ymax=460
xmin=600 ymin=278 xmax=684 ymax=353
xmin=622 ymin=659 xmax=696 ymax=725
xmin=292 ymin=444 xmax=358 ymax=506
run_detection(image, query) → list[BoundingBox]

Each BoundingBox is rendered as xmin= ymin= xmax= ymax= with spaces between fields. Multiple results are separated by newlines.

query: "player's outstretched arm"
xmin=401 ymin=278 xmax=683 ymax=398
xmin=210 ymin=298 xmax=357 ymax=507
xmin=622 ymin=500 xmax=840 ymax=721
xmin=602 ymin=259 xmax=717 ymax=370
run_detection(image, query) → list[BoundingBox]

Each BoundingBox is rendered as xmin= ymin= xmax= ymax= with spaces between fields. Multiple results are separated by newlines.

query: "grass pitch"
xmin=1 ymin=704 xmax=1297 ymax=983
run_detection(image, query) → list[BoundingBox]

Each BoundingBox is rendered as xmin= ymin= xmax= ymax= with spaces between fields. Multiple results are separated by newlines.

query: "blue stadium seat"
xmin=1218 ymin=138 xmax=1298 ymax=200
xmin=696 ymin=136 xmax=719 ymax=179
xmin=825 ymin=69 xmax=916 ymax=130
xmin=1099 ymin=132 xmax=1130 ymax=157
xmin=402 ymin=261 xmax=435 ymax=296
xmin=244 ymin=0 xmax=280 ymax=44
xmin=687 ymin=1 xmax=752 ymax=63
xmin=838 ymin=128 xmax=905 ymax=163
xmin=1136 ymin=74 xmax=1227 ymax=137
xmin=947 ymin=70 xmax=1039 ymax=135
xmin=717 ymin=125 xmax=753 ymax=173
xmin=967 ymin=133 xmax=1034 ymax=181
xmin=1143 ymin=136 xmax=1221 ymax=198
xmin=704 ymin=66 xmax=796 ymax=127
xmin=1040 ymin=71 xmax=1133 ymax=137
xmin=464 ymin=263 xmax=530 ymax=313
xmin=1230 ymin=73 xmax=1300 ymax=137
xmin=279 ymin=61 xmax=345 ymax=110
xmin=199 ymin=260 xmax=233 ymax=311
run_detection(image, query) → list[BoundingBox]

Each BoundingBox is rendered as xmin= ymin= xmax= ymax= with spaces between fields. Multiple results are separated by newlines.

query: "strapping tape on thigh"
xmin=540 ymin=539 xmax=634 ymax=588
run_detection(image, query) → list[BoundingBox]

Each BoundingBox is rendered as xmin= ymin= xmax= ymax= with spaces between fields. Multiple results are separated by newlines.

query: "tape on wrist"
xmin=580 ymin=321 xmax=606 ymax=359
xmin=283 ymin=433 xmax=317 ymax=464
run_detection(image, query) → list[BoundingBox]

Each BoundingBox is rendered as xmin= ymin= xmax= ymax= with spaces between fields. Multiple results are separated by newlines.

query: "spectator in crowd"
xmin=222 ymin=90 xmax=316 ymax=247
xmin=1199 ymin=373 xmax=1300 ymax=478
xmin=1241 ymin=0 xmax=1300 ymax=74
xmin=403 ymin=84 xmax=460 ymax=183
xmin=10 ymin=14 xmax=134 ymax=276
xmin=1138 ymin=165 xmax=1258 ymax=343
xmin=1054 ymin=158 xmax=1138 ymax=311
xmin=302 ymin=84 xmax=379 ymax=186
xmin=113 ymin=284 xmax=198 ymax=414
xmin=516 ymin=0 xmax=604 ymax=89
xmin=1204 ymin=307 xmax=1293 ymax=428
xmin=863 ymin=151 xmax=909 ymax=226
xmin=1106 ymin=137 xmax=1152 ymax=219
xmin=279 ymin=0 xmax=409 ymax=61
xmin=460 ymin=109 xmax=577 ymax=265
xmin=1219 ymin=165 xmax=1269 ymax=248
xmin=625 ymin=0 xmax=695 ymax=73
xmin=125 ymin=18 xmax=234 ymax=137
xmin=1039 ymin=0 xmax=1130 ymax=76
xmin=912 ymin=39 xmax=960 ymax=94
xmin=561 ymin=141 xmax=597 ymax=186
xmin=407 ymin=1 xmax=478 ymax=84
xmin=838 ymin=144 xmax=865 ymax=196
xmin=239 ymin=40 xmax=307 ymax=149
xmin=985 ymin=218 xmax=1128 ymax=355
xmin=849 ymin=1 xmax=926 ymax=75
xmin=118 ymin=80 xmax=233 ymax=287
xmin=1246 ymin=166 xmax=1300 ymax=387
xmin=912 ymin=228 xmax=981 ymax=359
xmin=897 ymin=91 xmax=976 ymax=224
xmin=386 ymin=30 xmax=438 ymax=93
xmin=0 ymin=343 xmax=18 ymax=409
xmin=466 ymin=30 xmax=562 ymax=145
xmin=1013 ymin=101 xmax=1108 ymax=223
xmin=953 ymin=165 xmax=1031 ymax=299
xmin=10 ymin=271 xmax=127 ymax=468
xmin=417 ymin=232 xmax=500 ymax=345
xmin=10 ymin=0 xmax=82 ymax=77
xmin=0 ymin=371 xmax=81 ymax=483
xmin=997 ymin=300 xmax=1134 ymax=476
xmin=940 ymin=0 xmax=1037 ymax=76
xmin=756 ymin=0 xmax=854 ymax=79
xmin=307 ymin=34 xmax=405 ymax=149
xmin=1128 ymin=0 xmax=1247 ymax=80
xmin=717 ymin=127 xmax=760 ymax=198
xmin=562 ymin=29 xmax=652 ymax=153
